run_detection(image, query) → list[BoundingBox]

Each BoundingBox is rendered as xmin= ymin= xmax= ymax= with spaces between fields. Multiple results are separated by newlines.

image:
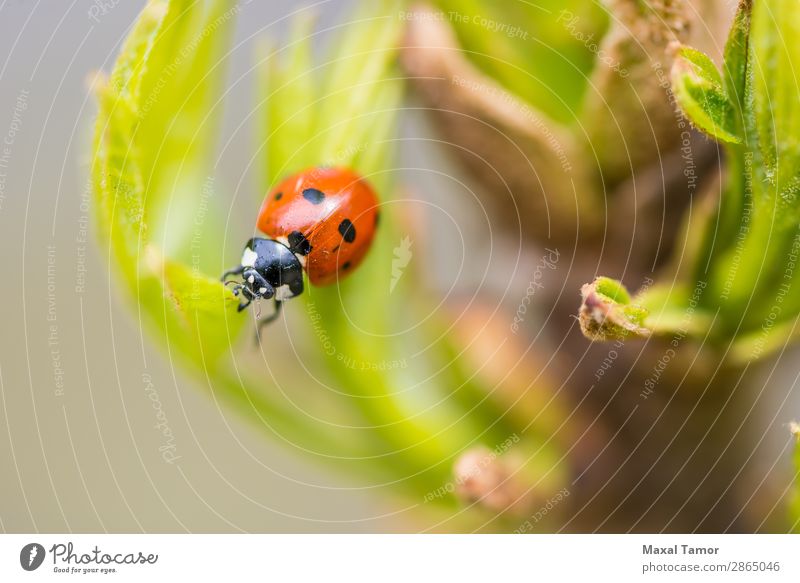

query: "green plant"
xmin=580 ymin=0 xmax=800 ymax=363
xmin=576 ymin=0 xmax=800 ymax=531
xmin=430 ymin=0 xmax=610 ymax=123
xmin=93 ymin=0 xmax=800 ymax=532
xmin=92 ymin=0 xmax=573 ymax=530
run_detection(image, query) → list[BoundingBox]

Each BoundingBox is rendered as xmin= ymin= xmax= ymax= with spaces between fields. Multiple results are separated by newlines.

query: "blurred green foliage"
xmin=431 ymin=0 xmax=609 ymax=123
xmin=682 ymin=0 xmax=800 ymax=357
xmin=589 ymin=0 xmax=800 ymax=367
xmin=256 ymin=0 xmax=567 ymax=512
xmin=92 ymin=0 xmax=568 ymax=526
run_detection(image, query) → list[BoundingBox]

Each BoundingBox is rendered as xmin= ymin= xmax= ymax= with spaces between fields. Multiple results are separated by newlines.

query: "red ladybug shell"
xmin=257 ymin=167 xmax=380 ymax=286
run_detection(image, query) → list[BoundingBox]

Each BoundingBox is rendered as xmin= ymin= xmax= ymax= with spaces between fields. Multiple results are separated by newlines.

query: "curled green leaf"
xmin=579 ymin=277 xmax=651 ymax=341
xmin=92 ymin=0 xmax=242 ymax=364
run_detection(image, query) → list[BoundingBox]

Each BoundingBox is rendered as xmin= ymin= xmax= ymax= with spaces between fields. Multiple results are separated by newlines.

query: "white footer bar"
xmin=1 ymin=534 xmax=798 ymax=582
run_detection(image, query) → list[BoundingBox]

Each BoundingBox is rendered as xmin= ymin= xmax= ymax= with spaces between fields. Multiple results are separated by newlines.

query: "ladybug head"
xmin=223 ymin=238 xmax=305 ymax=310
xmin=238 ymin=267 xmax=275 ymax=302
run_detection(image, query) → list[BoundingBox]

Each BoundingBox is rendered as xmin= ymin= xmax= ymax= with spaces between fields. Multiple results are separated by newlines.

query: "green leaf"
xmin=579 ymin=277 xmax=651 ymax=341
xmin=92 ymin=0 xmax=243 ymax=365
xmin=636 ymin=284 xmax=715 ymax=338
xmin=729 ymin=317 xmax=800 ymax=364
xmin=751 ymin=0 xmax=800 ymax=185
xmin=593 ymin=276 xmax=632 ymax=304
xmin=722 ymin=0 xmax=752 ymax=134
xmin=578 ymin=276 xmax=720 ymax=343
xmin=645 ymin=0 xmax=800 ymax=352
xmin=705 ymin=0 xmax=800 ymax=336
xmin=139 ymin=0 xmax=237 ymax=264
xmin=700 ymin=0 xmax=753 ymax=274
xmin=671 ymin=46 xmax=741 ymax=144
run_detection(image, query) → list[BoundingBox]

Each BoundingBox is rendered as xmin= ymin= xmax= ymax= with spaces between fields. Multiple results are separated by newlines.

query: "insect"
xmin=222 ymin=167 xmax=380 ymax=331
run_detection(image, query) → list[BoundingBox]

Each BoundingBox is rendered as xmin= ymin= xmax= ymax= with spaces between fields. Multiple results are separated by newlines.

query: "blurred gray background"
xmin=0 ymin=0 xmax=442 ymax=533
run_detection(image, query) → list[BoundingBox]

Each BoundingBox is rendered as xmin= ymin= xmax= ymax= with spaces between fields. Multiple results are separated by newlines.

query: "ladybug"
xmin=222 ymin=167 xmax=380 ymax=329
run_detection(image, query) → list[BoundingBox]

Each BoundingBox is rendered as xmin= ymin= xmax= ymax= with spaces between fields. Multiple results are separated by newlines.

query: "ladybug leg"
xmin=225 ymin=280 xmax=253 ymax=312
xmin=225 ymin=281 xmax=245 ymax=296
xmin=237 ymin=296 xmax=252 ymax=313
xmin=221 ymin=264 xmax=244 ymax=282
xmin=255 ymin=300 xmax=283 ymax=338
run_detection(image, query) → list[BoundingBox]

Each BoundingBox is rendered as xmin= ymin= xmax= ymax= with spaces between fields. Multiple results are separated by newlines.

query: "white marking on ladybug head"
xmin=259 ymin=287 xmax=268 ymax=294
xmin=241 ymin=247 xmax=258 ymax=268
xmin=248 ymin=275 xmax=255 ymax=284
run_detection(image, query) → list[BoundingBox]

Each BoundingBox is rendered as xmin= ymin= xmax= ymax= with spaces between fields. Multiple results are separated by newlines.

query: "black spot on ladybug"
xmin=302 ymin=188 xmax=325 ymax=204
xmin=338 ymin=219 xmax=356 ymax=243
xmin=274 ymin=191 xmax=283 ymax=201
xmin=288 ymin=231 xmax=312 ymax=255
xmin=343 ymin=261 xmax=351 ymax=270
